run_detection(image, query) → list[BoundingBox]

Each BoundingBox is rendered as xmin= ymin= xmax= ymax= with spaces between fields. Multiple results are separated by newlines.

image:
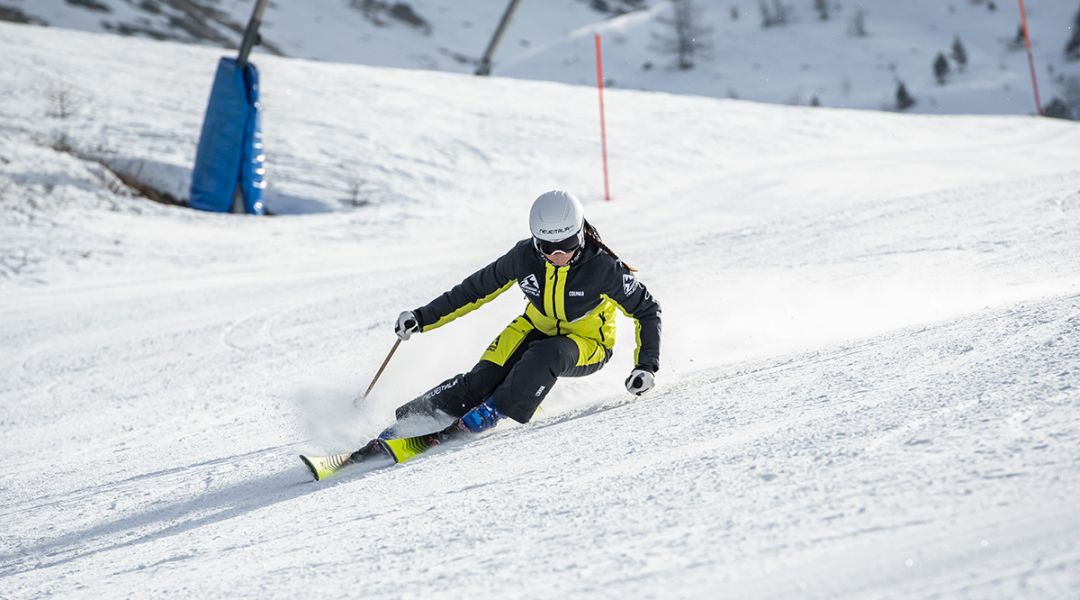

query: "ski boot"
xmin=458 ymin=398 xmax=502 ymax=433
xmin=379 ymin=399 xmax=502 ymax=463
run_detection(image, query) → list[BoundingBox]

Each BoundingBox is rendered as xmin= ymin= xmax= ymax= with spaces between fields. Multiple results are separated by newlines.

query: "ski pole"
xmin=358 ymin=338 xmax=401 ymax=406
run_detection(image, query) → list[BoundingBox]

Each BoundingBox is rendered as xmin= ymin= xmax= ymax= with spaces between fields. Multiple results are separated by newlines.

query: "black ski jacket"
xmin=413 ymin=239 xmax=662 ymax=371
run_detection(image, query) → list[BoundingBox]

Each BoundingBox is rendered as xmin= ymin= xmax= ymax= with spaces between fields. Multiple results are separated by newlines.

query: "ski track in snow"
xmin=2 ymin=296 xmax=1078 ymax=598
xmin=1 ymin=22 xmax=1080 ymax=599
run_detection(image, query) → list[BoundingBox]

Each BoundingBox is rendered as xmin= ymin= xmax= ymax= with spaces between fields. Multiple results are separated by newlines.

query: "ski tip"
xmin=299 ymin=455 xmax=321 ymax=481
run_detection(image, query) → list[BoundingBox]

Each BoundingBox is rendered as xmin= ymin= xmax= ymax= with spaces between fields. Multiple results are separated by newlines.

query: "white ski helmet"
xmin=529 ymin=190 xmax=585 ymax=254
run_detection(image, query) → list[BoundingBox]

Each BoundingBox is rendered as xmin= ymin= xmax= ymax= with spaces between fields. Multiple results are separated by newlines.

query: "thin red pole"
xmin=595 ymin=33 xmax=611 ymax=202
xmin=1017 ymin=0 xmax=1043 ymax=116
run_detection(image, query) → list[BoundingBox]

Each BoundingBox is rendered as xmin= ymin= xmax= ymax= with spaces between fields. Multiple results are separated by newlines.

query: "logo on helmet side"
xmin=539 ymin=225 xmax=574 ymax=235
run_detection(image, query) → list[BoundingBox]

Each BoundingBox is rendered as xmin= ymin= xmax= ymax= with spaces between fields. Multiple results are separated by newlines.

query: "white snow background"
xmin=2 ymin=18 xmax=1080 ymax=599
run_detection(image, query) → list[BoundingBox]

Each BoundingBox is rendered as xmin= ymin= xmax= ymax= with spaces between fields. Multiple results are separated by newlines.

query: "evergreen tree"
xmin=848 ymin=8 xmax=868 ymax=37
xmin=655 ymin=0 xmax=712 ymax=70
xmin=933 ymin=52 xmax=951 ymax=84
xmin=1066 ymin=5 xmax=1080 ymax=61
xmin=1043 ymin=98 xmax=1071 ymax=119
xmin=771 ymin=0 xmax=789 ymax=25
xmin=760 ymin=0 xmax=790 ymax=27
xmin=759 ymin=0 xmax=775 ymax=27
xmin=951 ymin=36 xmax=968 ymax=69
xmin=1064 ymin=75 xmax=1080 ymax=119
xmin=1009 ymin=24 xmax=1026 ymax=51
xmin=814 ymin=0 xmax=829 ymax=21
xmin=896 ymin=81 xmax=915 ymax=110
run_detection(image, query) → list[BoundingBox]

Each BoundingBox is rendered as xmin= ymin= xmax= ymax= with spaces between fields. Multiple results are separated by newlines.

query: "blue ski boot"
xmin=458 ymin=399 xmax=502 ymax=433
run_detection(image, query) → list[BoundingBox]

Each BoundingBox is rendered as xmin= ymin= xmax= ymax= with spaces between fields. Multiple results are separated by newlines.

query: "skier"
xmin=301 ymin=190 xmax=661 ymax=478
xmin=388 ymin=189 xmax=661 ymax=436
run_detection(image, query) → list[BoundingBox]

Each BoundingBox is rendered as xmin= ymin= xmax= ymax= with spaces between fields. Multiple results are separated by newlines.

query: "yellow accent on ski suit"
xmin=415 ymin=239 xmax=661 ymax=371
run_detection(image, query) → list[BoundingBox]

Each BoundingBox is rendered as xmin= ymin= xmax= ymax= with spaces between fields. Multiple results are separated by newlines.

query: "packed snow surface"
xmin=2 ymin=23 xmax=1080 ymax=598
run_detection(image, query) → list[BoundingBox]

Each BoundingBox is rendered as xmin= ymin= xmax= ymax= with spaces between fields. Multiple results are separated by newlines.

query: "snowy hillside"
xmin=3 ymin=22 xmax=1080 ymax=598
xmin=0 ymin=0 xmax=641 ymax=71
xmin=504 ymin=0 xmax=1080 ymax=116
xmin=3 ymin=0 xmax=1080 ymax=116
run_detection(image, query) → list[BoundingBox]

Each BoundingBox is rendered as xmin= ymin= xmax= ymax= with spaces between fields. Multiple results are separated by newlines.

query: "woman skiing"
xmin=389 ymin=189 xmax=661 ymax=436
xmin=301 ymin=190 xmax=662 ymax=479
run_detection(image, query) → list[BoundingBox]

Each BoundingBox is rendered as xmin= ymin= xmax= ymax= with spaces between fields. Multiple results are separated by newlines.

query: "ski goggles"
xmin=533 ymin=230 xmax=583 ymax=255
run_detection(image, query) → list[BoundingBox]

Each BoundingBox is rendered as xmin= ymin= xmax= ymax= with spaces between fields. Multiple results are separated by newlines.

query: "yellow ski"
xmin=379 ymin=423 xmax=465 ymax=464
xmin=301 ymin=425 xmax=465 ymax=481
xmin=299 ymin=452 xmax=354 ymax=481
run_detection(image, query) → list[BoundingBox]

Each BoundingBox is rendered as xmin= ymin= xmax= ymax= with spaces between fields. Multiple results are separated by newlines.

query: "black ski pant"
xmin=395 ymin=317 xmax=610 ymax=424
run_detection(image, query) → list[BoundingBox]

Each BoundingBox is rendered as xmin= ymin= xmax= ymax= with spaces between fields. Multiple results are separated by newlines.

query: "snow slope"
xmin=2 ymin=23 xmax=1080 ymax=598
xmin=4 ymin=0 xmax=1080 ymax=116
xmin=0 ymin=0 xmax=638 ymax=71
xmin=502 ymin=0 xmax=1080 ymax=116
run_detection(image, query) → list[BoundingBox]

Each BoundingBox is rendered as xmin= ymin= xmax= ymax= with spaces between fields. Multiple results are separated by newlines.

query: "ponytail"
xmin=583 ymin=219 xmax=636 ymax=272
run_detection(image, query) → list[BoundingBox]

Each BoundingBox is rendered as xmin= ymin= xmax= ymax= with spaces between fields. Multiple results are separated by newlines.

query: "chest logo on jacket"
xmin=520 ymin=274 xmax=541 ymax=297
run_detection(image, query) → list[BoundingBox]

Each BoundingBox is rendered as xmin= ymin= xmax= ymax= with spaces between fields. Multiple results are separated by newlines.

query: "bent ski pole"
xmin=358 ymin=338 xmax=401 ymax=406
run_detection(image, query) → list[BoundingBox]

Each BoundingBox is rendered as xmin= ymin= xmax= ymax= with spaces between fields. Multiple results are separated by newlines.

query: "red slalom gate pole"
xmin=1017 ymin=0 xmax=1043 ymax=116
xmin=595 ymin=33 xmax=611 ymax=201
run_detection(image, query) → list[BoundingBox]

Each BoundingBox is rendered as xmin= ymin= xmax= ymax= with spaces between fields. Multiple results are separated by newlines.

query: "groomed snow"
xmin=1 ymin=22 xmax=1079 ymax=599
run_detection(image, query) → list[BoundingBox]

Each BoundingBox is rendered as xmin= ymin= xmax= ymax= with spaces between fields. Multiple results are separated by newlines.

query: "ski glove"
xmin=395 ymin=310 xmax=421 ymax=341
xmin=625 ymin=368 xmax=655 ymax=396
